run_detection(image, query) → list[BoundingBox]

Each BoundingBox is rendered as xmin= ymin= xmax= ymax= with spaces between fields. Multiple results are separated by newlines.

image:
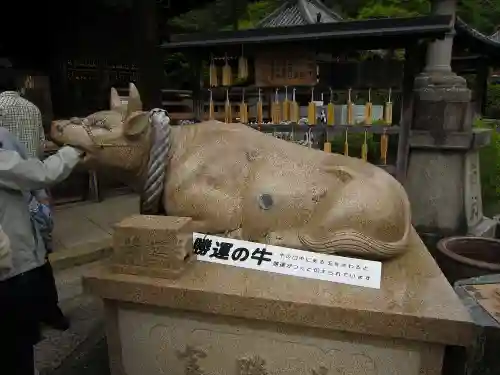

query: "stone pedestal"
xmin=84 ymin=228 xmax=478 ymax=375
xmin=111 ymin=215 xmax=194 ymax=279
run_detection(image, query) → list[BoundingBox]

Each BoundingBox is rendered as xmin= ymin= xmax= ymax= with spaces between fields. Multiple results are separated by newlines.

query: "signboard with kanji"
xmin=193 ymin=233 xmax=381 ymax=289
xmin=254 ymin=50 xmax=317 ymax=87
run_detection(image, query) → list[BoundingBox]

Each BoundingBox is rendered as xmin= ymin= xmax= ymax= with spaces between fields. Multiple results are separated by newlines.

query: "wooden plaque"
xmin=255 ymin=50 xmax=317 ymax=87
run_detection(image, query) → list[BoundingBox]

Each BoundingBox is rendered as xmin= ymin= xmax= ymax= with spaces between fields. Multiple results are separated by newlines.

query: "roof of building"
xmin=256 ymin=0 xmax=343 ymax=28
xmin=489 ymin=29 xmax=500 ymax=43
xmin=455 ymin=17 xmax=500 ymax=60
xmin=163 ymin=15 xmax=452 ymax=53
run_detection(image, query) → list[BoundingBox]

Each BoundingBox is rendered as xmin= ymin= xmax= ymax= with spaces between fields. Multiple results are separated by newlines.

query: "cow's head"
xmin=50 ymin=83 xmax=153 ymax=176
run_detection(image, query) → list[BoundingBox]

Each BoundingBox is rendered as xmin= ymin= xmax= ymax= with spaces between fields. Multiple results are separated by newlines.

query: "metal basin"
xmin=436 ymin=236 xmax=500 ymax=285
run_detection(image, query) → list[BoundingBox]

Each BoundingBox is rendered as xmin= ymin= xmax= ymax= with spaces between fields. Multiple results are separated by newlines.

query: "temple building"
xmin=256 ymin=0 xmax=343 ymax=28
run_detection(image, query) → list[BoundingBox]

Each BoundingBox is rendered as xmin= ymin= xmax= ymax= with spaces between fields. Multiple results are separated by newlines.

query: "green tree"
xmin=356 ymin=0 xmax=430 ymax=19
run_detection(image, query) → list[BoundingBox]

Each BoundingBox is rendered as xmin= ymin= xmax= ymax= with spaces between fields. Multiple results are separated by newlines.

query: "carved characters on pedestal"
xmin=176 ymin=345 xmax=207 ymax=375
xmin=237 ymin=355 xmax=269 ymax=375
xmin=464 ymin=152 xmax=483 ymax=228
xmin=311 ymin=366 xmax=329 ymax=375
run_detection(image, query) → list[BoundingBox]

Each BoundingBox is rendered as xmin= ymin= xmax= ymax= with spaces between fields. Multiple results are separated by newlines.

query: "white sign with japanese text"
xmin=193 ymin=233 xmax=382 ymax=289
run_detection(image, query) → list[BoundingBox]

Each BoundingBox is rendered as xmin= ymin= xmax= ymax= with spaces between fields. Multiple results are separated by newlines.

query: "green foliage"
xmin=485 ymin=84 xmax=500 ymax=119
xmin=357 ymin=0 xmax=429 ymax=19
xmin=474 ymin=118 xmax=500 ymax=211
xmin=458 ymin=0 xmax=500 ymax=34
xmin=169 ymin=0 xmax=281 ymax=32
xmin=330 ymin=133 xmax=380 ymax=163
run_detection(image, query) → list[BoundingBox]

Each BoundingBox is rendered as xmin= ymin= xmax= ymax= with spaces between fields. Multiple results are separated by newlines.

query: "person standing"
xmin=0 ymin=75 xmax=44 ymax=159
xmin=0 ymin=75 xmax=69 ymax=331
xmin=0 ymin=127 xmax=84 ymax=375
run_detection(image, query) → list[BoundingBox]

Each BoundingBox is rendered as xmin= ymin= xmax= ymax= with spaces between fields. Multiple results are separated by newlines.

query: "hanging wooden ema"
xmin=254 ymin=48 xmax=317 ymax=87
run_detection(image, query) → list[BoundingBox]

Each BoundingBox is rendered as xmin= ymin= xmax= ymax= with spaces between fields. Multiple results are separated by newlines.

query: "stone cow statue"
xmin=51 ymin=83 xmax=412 ymax=260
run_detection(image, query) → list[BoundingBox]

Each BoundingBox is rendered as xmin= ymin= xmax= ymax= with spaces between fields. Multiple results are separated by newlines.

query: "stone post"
xmin=405 ymin=0 xmax=495 ymax=244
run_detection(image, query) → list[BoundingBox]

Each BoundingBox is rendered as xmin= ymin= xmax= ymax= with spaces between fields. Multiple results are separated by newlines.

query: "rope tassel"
xmin=209 ymin=56 xmax=218 ymax=87
xmin=271 ymin=88 xmax=281 ymax=124
xmin=222 ymin=54 xmax=232 ymax=87
xmin=381 ymin=130 xmax=389 ymax=165
xmin=257 ymin=88 xmax=263 ymax=126
xmin=208 ymin=89 xmax=215 ymax=120
xmin=283 ymin=86 xmax=290 ymax=121
xmin=347 ymin=88 xmax=354 ymax=125
xmin=385 ymin=88 xmax=393 ymax=125
xmin=361 ymin=131 xmax=368 ymax=161
xmin=290 ymin=88 xmax=299 ymax=123
xmin=308 ymin=88 xmax=316 ymax=125
xmin=224 ymin=89 xmax=232 ymax=123
xmin=327 ymin=88 xmax=334 ymax=125
xmin=240 ymin=89 xmax=248 ymax=124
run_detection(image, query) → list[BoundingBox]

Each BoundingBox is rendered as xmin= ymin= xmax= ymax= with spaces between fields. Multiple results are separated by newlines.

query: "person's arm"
xmin=0 ymin=146 xmax=83 ymax=192
xmin=0 ymin=224 xmax=12 ymax=271
xmin=36 ymin=108 xmax=46 ymax=159
xmin=34 ymin=189 xmax=50 ymax=205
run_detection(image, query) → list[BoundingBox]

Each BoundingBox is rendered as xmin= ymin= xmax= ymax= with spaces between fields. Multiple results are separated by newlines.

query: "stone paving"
xmin=34 ymin=195 xmax=139 ymax=374
xmin=52 ymin=194 xmax=139 ymax=252
xmin=49 ymin=194 xmax=139 ymax=270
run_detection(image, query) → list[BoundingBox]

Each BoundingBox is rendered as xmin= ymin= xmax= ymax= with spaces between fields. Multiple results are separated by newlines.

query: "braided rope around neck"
xmin=140 ymin=109 xmax=172 ymax=215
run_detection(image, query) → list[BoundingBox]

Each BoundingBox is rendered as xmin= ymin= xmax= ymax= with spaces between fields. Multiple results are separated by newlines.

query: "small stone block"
xmin=111 ymin=215 xmax=194 ymax=278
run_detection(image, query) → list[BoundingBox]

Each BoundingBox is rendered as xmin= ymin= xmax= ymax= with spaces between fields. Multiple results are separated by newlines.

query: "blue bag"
xmin=28 ymin=195 xmax=54 ymax=253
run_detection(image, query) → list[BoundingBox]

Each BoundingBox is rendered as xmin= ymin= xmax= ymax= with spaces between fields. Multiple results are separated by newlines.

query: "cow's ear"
xmin=123 ymin=112 xmax=149 ymax=138
xmin=126 ymin=83 xmax=143 ymax=117
xmin=110 ymin=87 xmax=122 ymax=112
